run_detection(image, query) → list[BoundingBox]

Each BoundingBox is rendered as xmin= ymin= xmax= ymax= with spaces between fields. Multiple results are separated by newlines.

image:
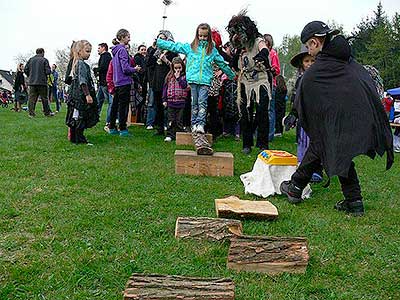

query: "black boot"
xmin=334 ymin=199 xmax=364 ymax=216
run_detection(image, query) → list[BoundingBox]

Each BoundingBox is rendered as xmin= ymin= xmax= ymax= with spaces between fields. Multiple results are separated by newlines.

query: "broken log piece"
xmin=227 ymin=235 xmax=309 ymax=274
xmin=124 ymin=273 xmax=235 ymax=300
xmin=175 ymin=217 xmax=243 ymax=241
xmin=176 ymin=132 xmax=213 ymax=146
xmin=215 ymin=196 xmax=278 ymax=220
xmin=175 ymin=150 xmax=234 ymax=177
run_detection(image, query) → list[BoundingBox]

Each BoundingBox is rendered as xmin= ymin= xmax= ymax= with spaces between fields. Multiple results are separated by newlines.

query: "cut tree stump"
xmin=175 ymin=150 xmax=233 ymax=176
xmin=175 ymin=217 xmax=242 ymax=241
xmin=215 ymin=196 xmax=278 ymax=220
xmin=176 ymin=132 xmax=213 ymax=146
xmin=227 ymin=235 xmax=309 ymax=274
xmin=123 ymin=273 xmax=235 ymax=300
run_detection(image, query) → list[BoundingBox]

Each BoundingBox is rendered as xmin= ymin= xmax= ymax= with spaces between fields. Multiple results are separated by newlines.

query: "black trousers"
xmin=28 ymin=85 xmax=52 ymax=115
xmin=240 ymin=84 xmax=270 ymax=149
xmin=110 ymin=84 xmax=130 ymax=131
xmin=207 ymin=95 xmax=222 ymax=137
xmin=275 ymin=97 xmax=286 ymax=134
xmin=291 ymin=143 xmax=362 ymax=201
xmin=166 ymin=107 xmax=184 ymax=139
xmin=69 ymin=126 xmax=87 ymax=144
xmin=154 ymin=90 xmax=165 ymax=134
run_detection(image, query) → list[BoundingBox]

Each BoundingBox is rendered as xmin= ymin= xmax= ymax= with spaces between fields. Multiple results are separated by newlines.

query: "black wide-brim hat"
xmin=290 ymin=44 xmax=309 ymax=68
xmin=300 ymin=21 xmax=340 ymax=44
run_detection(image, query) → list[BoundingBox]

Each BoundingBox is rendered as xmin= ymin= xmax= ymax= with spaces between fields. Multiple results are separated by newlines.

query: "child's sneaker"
xmin=119 ymin=129 xmax=131 ymax=137
xmin=280 ymin=180 xmax=303 ymax=204
xmin=164 ymin=136 xmax=172 ymax=142
xmin=108 ymin=129 xmax=119 ymax=135
xmin=196 ymin=125 xmax=205 ymax=134
xmin=310 ymin=172 xmax=323 ymax=183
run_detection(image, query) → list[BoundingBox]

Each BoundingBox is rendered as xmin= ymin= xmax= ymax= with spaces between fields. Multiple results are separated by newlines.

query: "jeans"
xmin=109 ymin=84 xmax=130 ymax=131
xmin=190 ymin=84 xmax=209 ymax=126
xmin=268 ymin=87 xmax=276 ymax=141
xmin=146 ymin=88 xmax=156 ymax=126
xmin=97 ymin=85 xmax=113 ymax=124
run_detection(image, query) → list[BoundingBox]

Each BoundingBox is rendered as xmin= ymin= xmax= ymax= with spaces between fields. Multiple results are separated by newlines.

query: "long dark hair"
xmin=165 ymin=57 xmax=186 ymax=83
xmin=191 ymin=23 xmax=214 ymax=55
xmin=276 ymin=75 xmax=287 ymax=92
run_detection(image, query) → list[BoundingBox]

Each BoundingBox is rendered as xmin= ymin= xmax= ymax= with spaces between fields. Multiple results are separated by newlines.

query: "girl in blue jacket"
xmin=157 ymin=23 xmax=235 ymax=134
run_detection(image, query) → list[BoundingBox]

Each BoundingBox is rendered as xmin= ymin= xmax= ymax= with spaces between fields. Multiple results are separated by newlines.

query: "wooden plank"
xmin=227 ymin=235 xmax=309 ymax=274
xmin=124 ymin=273 xmax=235 ymax=300
xmin=175 ymin=150 xmax=233 ymax=177
xmin=176 ymin=132 xmax=213 ymax=146
xmin=175 ymin=217 xmax=242 ymax=241
xmin=390 ymin=122 xmax=400 ymax=127
xmin=215 ymin=196 xmax=278 ymax=220
xmin=132 ymin=122 xmax=145 ymax=126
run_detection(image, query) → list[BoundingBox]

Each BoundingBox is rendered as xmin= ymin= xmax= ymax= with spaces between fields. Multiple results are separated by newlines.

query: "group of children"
xmin=63 ymin=17 xmax=394 ymax=216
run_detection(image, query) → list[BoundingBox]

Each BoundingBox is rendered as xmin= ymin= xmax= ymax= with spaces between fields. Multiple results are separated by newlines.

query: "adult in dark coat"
xmin=94 ymin=43 xmax=112 ymax=124
xmin=147 ymin=30 xmax=178 ymax=135
xmin=24 ymin=48 xmax=53 ymax=117
xmin=280 ymin=21 xmax=393 ymax=216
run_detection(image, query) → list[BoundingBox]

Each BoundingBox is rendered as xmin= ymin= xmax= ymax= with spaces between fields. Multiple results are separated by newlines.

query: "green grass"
xmin=0 ymin=106 xmax=399 ymax=300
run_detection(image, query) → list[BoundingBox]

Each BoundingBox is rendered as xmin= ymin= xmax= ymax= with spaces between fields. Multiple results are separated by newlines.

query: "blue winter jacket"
xmin=156 ymin=39 xmax=235 ymax=86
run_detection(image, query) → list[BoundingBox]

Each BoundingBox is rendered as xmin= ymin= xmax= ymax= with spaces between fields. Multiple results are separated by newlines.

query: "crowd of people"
xmin=9 ymin=11 xmax=396 ymax=216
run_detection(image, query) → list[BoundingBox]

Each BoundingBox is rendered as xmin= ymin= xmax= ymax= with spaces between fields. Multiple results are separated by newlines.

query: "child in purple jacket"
xmin=162 ymin=57 xmax=189 ymax=142
xmin=108 ymin=29 xmax=141 ymax=136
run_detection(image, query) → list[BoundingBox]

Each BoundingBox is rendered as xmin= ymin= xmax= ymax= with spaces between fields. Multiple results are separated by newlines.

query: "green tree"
xmin=277 ymin=34 xmax=302 ymax=92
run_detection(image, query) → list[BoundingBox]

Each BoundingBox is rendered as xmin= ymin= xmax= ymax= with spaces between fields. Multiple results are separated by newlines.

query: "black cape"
xmin=295 ymin=35 xmax=393 ymax=177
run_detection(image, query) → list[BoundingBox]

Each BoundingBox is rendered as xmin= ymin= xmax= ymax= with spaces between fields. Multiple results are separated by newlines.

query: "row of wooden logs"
xmin=124 ymin=196 xmax=309 ymax=299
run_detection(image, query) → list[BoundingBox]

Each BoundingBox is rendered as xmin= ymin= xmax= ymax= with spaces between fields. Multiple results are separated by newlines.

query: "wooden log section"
xmin=175 ymin=217 xmax=243 ymax=241
xmin=175 ymin=150 xmax=234 ymax=177
xmin=123 ymin=273 xmax=235 ymax=300
xmin=227 ymin=235 xmax=309 ymax=274
xmin=215 ymin=196 xmax=278 ymax=220
xmin=176 ymin=132 xmax=213 ymax=146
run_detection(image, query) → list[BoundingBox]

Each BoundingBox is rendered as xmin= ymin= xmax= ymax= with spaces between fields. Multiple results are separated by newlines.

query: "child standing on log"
xmin=162 ymin=57 xmax=189 ymax=142
xmin=65 ymin=40 xmax=99 ymax=145
xmin=156 ymin=23 xmax=235 ymax=135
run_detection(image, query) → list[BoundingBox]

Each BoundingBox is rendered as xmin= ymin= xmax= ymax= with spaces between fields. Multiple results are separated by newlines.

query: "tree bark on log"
xmin=227 ymin=235 xmax=309 ymax=274
xmin=124 ymin=273 xmax=235 ymax=300
xmin=215 ymin=196 xmax=278 ymax=220
xmin=175 ymin=217 xmax=242 ymax=241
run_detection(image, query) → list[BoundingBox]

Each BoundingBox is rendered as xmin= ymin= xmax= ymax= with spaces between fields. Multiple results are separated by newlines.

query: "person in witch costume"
xmin=280 ymin=21 xmax=394 ymax=216
xmin=226 ymin=10 xmax=273 ymax=155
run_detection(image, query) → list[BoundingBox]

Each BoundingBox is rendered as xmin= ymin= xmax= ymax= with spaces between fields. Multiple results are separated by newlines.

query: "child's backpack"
xmin=222 ymin=79 xmax=239 ymax=122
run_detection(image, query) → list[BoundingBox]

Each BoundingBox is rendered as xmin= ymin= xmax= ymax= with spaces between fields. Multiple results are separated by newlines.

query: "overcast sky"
xmin=1 ymin=0 xmax=399 ymax=71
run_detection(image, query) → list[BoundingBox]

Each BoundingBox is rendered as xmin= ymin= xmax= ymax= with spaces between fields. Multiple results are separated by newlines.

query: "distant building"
xmin=0 ymin=70 xmax=15 ymax=92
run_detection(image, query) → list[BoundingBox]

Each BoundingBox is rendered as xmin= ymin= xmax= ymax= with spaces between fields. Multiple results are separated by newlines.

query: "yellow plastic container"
xmin=258 ymin=150 xmax=298 ymax=166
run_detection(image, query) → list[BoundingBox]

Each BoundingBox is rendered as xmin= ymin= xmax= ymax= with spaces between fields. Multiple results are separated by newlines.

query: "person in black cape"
xmin=280 ymin=21 xmax=394 ymax=216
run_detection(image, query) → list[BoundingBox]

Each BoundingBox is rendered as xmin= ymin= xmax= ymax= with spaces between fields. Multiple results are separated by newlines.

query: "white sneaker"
xmin=103 ymin=126 xmax=110 ymax=133
xmin=196 ymin=125 xmax=205 ymax=134
xmin=164 ymin=136 xmax=172 ymax=142
xmin=146 ymin=125 xmax=153 ymax=130
xmin=191 ymin=125 xmax=197 ymax=133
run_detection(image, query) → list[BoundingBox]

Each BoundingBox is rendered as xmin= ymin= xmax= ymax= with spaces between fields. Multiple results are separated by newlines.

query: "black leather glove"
xmin=283 ymin=112 xmax=298 ymax=131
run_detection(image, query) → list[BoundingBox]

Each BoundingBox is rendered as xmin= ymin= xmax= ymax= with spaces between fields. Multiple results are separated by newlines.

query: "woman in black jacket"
xmin=13 ymin=63 xmax=27 ymax=112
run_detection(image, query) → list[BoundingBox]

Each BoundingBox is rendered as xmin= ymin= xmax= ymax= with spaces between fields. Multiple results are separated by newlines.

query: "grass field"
xmin=0 ymin=106 xmax=399 ymax=300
